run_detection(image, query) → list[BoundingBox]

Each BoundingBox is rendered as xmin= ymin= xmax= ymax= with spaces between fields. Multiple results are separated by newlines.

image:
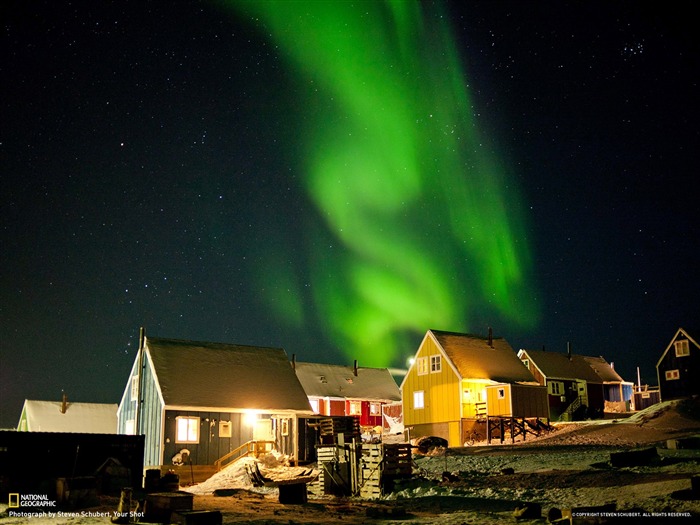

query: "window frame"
xmin=430 ymin=355 xmax=442 ymax=373
xmin=665 ymin=369 xmax=680 ymax=381
xmin=413 ymin=390 xmax=425 ymax=409
xmin=416 ymin=357 xmax=429 ymax=376
xmin=675 ymin=340 xmax=690 ymax=357
xmin=176 ymin=416 xmax=200 ymax=444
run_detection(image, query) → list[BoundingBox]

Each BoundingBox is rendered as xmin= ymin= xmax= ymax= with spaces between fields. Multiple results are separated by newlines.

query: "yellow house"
xmin=401 ymin=329 xmax=538 ymax=447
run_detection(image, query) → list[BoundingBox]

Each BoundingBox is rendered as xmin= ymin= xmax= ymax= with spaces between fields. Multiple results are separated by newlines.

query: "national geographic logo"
xmin=7 ymin=493 xmax=57 ymax=508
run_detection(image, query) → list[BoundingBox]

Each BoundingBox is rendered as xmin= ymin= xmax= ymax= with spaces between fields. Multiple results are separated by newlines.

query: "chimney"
xmin=487 ymin=327 xmax=493 ymax=348
xmin=567 ymin=341 xmax=572 ymax=361
xmin=61 ymin=392 xmax=68 ymax=414
xmin=139 ymin=326 xmax=145 ymax=351
xmin=291 ymin=354 xmax=296 ymax=370
xmin=353 ymin=360 xmax=358 ymax=376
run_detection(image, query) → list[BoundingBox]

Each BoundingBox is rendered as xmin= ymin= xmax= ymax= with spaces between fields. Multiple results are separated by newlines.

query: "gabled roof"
xmin=145 ymin=337 xmax=312 ymax=413
xmin=519 ymin=349 xmax=604 ymax=383
xmin=656 ymin=327 xmax=699 ymax=368
xmin=294 ymin=362 xmax=401 ymax=402
xmin=19 ymin=400 xmax=117 ymax=433
xmin=583 ymin=356 xmax=625 ymax=383
xmin=429 ymin=330 xmax=536 ymax=383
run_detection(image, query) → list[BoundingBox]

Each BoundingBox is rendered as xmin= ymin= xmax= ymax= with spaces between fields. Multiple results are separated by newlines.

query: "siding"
xmin=162 ymin=410 xmax=254 ymax=465
xmin=402 ymin=335 xmax=460 ymax=426
xmin=117 ymin=350 xmax=163 ymax=467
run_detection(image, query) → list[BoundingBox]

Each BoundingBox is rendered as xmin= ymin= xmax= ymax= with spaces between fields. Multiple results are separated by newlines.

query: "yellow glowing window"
xmin=416 ymin=357 xmax=428 ymax=375
xmin=675 ymin=340 xmax=690 ymax=357
xmin=176 ymin=416 xmax=200 ymax=443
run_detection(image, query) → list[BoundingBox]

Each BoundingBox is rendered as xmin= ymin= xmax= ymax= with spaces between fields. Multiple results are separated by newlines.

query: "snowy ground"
xmin=2 ymin=400 xmax=700 ymax=524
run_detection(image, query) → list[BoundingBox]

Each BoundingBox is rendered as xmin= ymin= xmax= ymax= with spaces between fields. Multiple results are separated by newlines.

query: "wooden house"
xmin=583 ymin=356 xmax=633 ymax=411
xmin=656 ymin=327 xmax=700 ymax=400
xmin=117 ymin=331 xmax=313 ymax=474
xmin=517 ymin=347 xmax=608 ymax=420
xmin=292 ymin=360 xmax=401 ymax=431
xmin=400 ymin=329 xmax=540 ymax=447
xmin=17 ymin=397 xmax=117 ymax=433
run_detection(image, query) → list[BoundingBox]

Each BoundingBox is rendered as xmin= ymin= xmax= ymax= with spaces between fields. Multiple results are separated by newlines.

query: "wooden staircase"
xmin=214 ymin=440 xmax=276 ymax=471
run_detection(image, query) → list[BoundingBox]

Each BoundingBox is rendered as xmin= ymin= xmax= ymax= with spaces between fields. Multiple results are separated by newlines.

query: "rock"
xmin=513 ymin=502 xmax=541 ymax=519
xmin=609 ymin=447 xmax=659 ymax=467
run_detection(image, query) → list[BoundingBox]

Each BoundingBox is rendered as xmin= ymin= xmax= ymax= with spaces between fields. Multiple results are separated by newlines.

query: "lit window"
xmin=124 ymin=419 xmax=135 ymax=435
xmin=413 ymin=391 xmax=425 ymax=409
xmin=348 ymin=401 xmax=362 ymax=415
xmin=416 ymin=357 xmax=428 ymax=376
xmin=280 ymin=419 xmax=289 ymax=436
xmin=176 ymin=416 xmax=200 ymax=443
xmin=665 ymin=369 xmax=680 ymax=381
xmin=462 ymin=389 xmax=472 ymax=402
xmin=675 ymin=340 xmax=690 ymax=357
xmin=219 ymin=420 xmax=232 ymax=438
xmin=369 ymin=403 xmax=381 ymax=416
xmin=130 ymin=375 xmax=139 ymax=402
xmin=430 ymin=355 xmax=442 ymax=373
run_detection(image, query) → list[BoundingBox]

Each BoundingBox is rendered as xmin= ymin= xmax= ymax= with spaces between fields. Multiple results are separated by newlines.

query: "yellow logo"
xmin=8 ymin=494 xmax=20 ymax=508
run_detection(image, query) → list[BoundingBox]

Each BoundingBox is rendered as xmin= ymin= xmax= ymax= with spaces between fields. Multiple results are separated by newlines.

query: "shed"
xmin=485 ymin=384 xmax=548 ymax=419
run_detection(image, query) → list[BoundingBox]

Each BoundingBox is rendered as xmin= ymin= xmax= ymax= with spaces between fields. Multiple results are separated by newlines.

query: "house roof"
xmin=20 ymin=400 xmax=117 ymax=433
xmin=145 ymin=336 xmax=313 ymax=413
xmin=429 ymin=330 xmax=536 ymax=383
xmin=520 ymin=349 xmax=605 ymax=383
xmin=293 ymin=362 xmax=401 ymax=402
xmin=583 ymin=356 xmax=625 ymax=383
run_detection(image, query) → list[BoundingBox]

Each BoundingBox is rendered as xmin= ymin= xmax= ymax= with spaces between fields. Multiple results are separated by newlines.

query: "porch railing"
xmin=214 ymin=440 xmax=276 ymax=471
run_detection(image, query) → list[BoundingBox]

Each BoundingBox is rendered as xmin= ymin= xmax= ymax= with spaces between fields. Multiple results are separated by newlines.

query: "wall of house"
xmin=117 ymin=350 xmax=164 ymax=467
xmin=402 ymin=335 xmax=460 ymax=443
xmin=460 ymin=380 xmax=489 ymax=418
xmin=162 ymin=410 xmax=255 ymax=466
xmin=658 ymin=336 xmax=700 ymax=400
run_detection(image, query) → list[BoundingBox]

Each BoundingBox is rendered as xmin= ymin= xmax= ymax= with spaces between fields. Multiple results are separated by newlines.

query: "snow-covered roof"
xmin=583 ymin=356 xmax=625 ymax=383
xmin=293 ymin=362 xmax=401 ymax=402
xmin=145 ymin=337 xmax=313 ymax=413
xmin=430 ymin=330 xmax=536 ymax=384
xmin=19 ymin=400 xmax=117 ymax=433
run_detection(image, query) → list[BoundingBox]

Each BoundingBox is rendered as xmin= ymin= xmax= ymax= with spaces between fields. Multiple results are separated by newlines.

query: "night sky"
xmin=1 ymin=0 xmax=697 ymax=429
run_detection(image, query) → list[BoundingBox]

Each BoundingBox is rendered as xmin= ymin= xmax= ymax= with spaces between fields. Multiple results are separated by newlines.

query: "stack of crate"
xmin=359 ymin=443 xmax=412 ymax=499
xmin=319 ymin=416 xmax=361 ymax=444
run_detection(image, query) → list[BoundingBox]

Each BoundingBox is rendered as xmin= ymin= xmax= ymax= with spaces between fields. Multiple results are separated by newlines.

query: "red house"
xmin=292 ymin=360 xmax=401 ymax=430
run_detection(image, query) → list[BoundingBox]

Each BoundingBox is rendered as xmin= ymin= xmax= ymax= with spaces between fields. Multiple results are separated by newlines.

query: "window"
xmin=369 ymin=403 xmax=381 ymax=416
xmin=348 ymin=401 xmax=362 ymax=415
xmin=416 ymin=357 xmax=429 ymax=376
xmin=665 ymin=369 xmax=680 ymax=381
xmin=130 ymin=375 xmax=139 ymax=402
xmin=219 ymin=420 xmax=232 ymax=438
xmin=176 ymin=416 xmax=200 ymax=443
xmin=522 ymin=359 xmax=530 ymax=369
xmin=280 ymin=419 xmax=289 ymax=436
xmin=548 ymin=381 xmax=564 ymax=395
xmin=675 ymin=340 xmax=690 ymax=357
xmin=124 ymin=419 xmax=135 ymax=435
xmin=430 ymin=355 xmax=442 ymax=373
xmin=462 ymin=389 xmax=472 ymax=402
xmin=413 ymin=390 xmax=425 ymax=409
xmin=497 ymin=388 xmax=506 ymax=399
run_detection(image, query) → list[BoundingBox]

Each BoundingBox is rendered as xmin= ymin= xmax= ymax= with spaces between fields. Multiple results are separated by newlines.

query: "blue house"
xmin=117 ymin=330 xmax=313 ymax=475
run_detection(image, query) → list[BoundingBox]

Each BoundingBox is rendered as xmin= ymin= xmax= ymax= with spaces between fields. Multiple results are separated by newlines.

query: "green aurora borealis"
xmin=227 ymin=0 xmax=539 ymax=366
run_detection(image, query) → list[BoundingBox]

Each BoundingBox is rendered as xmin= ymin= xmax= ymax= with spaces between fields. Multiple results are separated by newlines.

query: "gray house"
xmin=117 ymin=330 xmax=313 ymax=472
